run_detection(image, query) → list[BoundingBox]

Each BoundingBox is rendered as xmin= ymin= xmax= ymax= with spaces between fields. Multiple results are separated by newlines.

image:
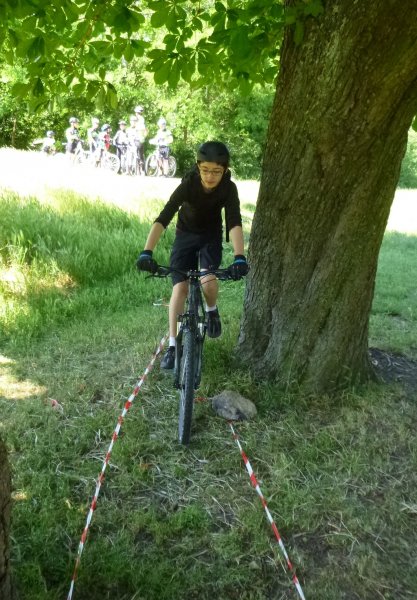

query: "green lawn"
xmin=0 ymin=187 xmax=416 ymax=600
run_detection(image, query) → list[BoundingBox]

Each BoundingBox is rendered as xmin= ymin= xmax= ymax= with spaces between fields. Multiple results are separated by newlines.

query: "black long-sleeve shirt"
xmin=155 ymin=168 xmax=242 ymax=238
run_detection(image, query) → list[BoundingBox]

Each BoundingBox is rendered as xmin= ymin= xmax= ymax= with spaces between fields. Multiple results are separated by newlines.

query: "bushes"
xmin=398 ymin=129 xmax=417 ymax=188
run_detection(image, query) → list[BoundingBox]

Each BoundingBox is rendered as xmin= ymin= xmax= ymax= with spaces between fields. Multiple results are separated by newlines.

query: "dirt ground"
xmin=0 ymin=148 xmax=260 ymax=209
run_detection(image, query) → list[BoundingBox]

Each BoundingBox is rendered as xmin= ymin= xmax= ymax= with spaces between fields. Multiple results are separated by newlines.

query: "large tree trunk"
xmin=238 ymin=0 xmax=417 ymax=393
xmin=0 ymin=437 xmax=12 ymax=599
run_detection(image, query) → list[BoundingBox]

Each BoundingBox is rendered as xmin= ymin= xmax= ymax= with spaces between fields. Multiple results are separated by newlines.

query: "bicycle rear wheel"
xmin=178 ymin=330 xmax=199 ymax=445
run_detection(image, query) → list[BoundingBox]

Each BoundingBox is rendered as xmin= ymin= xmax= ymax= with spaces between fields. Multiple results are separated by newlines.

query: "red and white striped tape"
xmin=228 ymin=422 xmax=306 ymax=600
xmin=67 ymin=335 xmax=168 ymax=600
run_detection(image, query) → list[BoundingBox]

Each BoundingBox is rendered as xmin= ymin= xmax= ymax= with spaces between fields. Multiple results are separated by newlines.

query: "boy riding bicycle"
xmin=149 ymin=117 xmax=174 ymax=176
xmin=136 ymin=141 xmax=249 ymax=369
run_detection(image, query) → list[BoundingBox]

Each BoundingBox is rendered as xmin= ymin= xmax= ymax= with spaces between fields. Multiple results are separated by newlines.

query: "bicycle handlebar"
xmin=150 ymin=265 xmax=234 ymax=281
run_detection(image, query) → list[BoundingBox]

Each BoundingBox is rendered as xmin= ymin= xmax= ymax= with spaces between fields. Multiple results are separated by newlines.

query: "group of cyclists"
xmin=38 ymin=105 xmax=174 ymax=175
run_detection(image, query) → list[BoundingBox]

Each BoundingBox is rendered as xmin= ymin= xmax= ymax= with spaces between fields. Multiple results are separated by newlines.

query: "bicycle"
xmin=145 ymin=146 xmax=177 ymax=177
xmin=95 ymin=146 xmax=120 ymax=173
xmin=117 ymin=144 xmax=129 ymax=174
xmin=126 ymin=143 xmax=144 ymax=176
xmin=150 ymin=264 xmax=233 ymax=445
xmin=65 ymin=139 xmax=89 ymax=164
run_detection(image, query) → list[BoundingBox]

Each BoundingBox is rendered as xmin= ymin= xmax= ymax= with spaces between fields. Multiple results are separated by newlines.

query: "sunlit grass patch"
xmin=370 ymin=231 xmax=417 ymax=357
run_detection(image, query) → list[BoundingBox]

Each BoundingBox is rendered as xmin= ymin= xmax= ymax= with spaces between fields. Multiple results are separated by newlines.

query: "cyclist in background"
xmin=136 ymin=141 xmax=248 ymax=369
xmin=113 ymin=120 xmax=129 ymax=171
xmin=65 ymin=117 xmax=80 ymax=154
xmin=94 ymin=124 xmax=112 ymax=165
xmin=134 ymin=105 xmax=147 ymax=135
xmin=149 ymin=117 xmax=173 ymax=176
xmin=87 ymin=117 xmax=100 ymax=153
xmin=99 ymin=124 xmax=111 ymax=150
xmin=129 ymin=107 xmax=148 ymax=174
xmin=41 ymin=130 xmax=56 ymax=155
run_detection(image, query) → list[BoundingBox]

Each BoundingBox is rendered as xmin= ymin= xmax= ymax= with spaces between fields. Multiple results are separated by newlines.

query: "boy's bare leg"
xmin=200 ymin=273 xmax=218 ymax=307
xmin=169 ymin=281 xmax=189 ymax=338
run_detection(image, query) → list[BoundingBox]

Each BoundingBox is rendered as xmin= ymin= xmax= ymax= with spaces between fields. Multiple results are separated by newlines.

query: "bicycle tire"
xmin=178 ymin=330 xmax=198 ymax=445
xmin=168 ymin=156 xmax=177 ymax=177
xmin=101 ymin=153 xmax=120 ymax=173
xmin=193 ymin=285 xmax=205 ymax=389
xmin=120 ymin=151 xmax=128 ymax=174
xmin=145 ymin=153 xmax=159 ymax=176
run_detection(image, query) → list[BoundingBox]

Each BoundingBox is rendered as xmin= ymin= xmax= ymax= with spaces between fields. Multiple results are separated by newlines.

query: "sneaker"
xmin=161 ymin=346 xmax=175 ymax=370
xmin=206 ymin=308 xmax=222 ymax=338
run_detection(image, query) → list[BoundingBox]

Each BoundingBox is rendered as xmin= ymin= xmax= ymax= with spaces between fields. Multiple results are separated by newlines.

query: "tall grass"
xmin=0 ymin=192 xmax=174 ymax=345
xmin=1 ymin=188 xmax=417 ymax=600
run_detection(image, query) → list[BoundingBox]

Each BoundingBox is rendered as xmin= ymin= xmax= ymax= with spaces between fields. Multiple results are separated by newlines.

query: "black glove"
xmin=136 ymin=250 xmax=158 ymax=274
xmin=228 ymin=255 xmax=249 ymax=280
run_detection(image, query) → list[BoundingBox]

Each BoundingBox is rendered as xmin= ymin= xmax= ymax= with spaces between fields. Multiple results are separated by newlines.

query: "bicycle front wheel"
xmin=145 ymin=153 xmax=158 ymax=176
xmin=178 ymin=330 xmax=199 ymax=445
xmin=168 ymin=156 xmax=177 ymax=177
xmin=103 ymin=153 xmax=120 ymax=173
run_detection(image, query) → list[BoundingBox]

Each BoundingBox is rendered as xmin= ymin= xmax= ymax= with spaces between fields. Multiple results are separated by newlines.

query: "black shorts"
xmin=169 ymin=229 xmax=222 ymax=285
xmin=159 ymin=146 xmax=170 ymax=159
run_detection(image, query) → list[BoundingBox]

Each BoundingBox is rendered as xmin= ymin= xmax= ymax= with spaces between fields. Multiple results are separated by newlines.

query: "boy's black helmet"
xmin=197 ymin=141 xmax=230 ymax=165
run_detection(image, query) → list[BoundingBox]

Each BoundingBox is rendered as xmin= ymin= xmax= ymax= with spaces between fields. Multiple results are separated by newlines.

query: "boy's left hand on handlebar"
xmin=136 ymin=250 xmax=158 ymax=274
xmin=228 ymin=255 xmax=249 ymax=280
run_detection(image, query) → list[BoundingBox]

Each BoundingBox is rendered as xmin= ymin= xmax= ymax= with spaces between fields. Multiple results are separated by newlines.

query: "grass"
xmin=1 ymin=183 xmax=417 ymax=600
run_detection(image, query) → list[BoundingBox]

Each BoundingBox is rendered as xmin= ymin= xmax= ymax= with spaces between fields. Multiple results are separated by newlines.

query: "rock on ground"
xmin=211 ymin=390 xmax=257 ymax=421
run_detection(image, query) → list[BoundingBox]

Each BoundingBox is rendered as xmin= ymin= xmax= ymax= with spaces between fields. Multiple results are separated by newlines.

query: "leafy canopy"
xmin=0 ymin=0 xmax=323 ymax=109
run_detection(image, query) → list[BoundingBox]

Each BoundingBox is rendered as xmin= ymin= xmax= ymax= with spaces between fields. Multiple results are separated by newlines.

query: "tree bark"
xmin=238 ymin=0 xmax=417 ymax=393
xmin=0 ymin=437 xmax=12 ymax=599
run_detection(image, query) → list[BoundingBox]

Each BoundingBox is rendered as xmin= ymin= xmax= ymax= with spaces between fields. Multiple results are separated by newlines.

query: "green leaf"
xmin=150 ymin=10 xmax=167 ymax=27
xmin=32 ymin=77 xmax=44 ymax=97
xmin=72 ymin=82 xmax=86 ymax=95
xmin=192 ymin=16 xmax=203 ymax=32
xmin=168 ymin=62 xmax=181 ymax=88
xmin=113 ymin=7 xmax=134 ymax=32
xmin=27 ymin=36 xmax=45 ymax=60
xmin=153 ymin=61 xmax=171 ymax=84
xmin=230 ymin=28 xmax=251 ymax=59
xmin=106 ymin=83 xmax=118 ymax=109
xmin=113 ymin=41 xmax=125 ymax=59
xmin=181 ymin=55 xmax=196 ymax=83
xmin=11 ymin=82 xmax=31 ymax=97
xmin=163 ymin=33 xmax=178 ymax=52
xmin=123 ymin=41 xmax=134 ymax=62
xmin=86 ymin=80 xmax=101 ymax=101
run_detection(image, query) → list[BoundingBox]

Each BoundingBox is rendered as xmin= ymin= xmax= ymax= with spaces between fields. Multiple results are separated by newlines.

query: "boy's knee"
xmin=172 ymin=281 xmax=188 ymax=299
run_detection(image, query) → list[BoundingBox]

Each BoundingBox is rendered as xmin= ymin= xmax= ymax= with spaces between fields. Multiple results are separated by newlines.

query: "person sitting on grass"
xmin=136 ymin=141 xmax=249 ymax=369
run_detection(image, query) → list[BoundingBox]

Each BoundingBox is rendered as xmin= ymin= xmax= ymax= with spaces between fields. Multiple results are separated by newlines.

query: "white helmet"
xmin=157 ymin=117 xmax=166 ymax=127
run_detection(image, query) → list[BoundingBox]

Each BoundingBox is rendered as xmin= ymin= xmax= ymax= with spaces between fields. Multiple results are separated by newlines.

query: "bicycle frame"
xmin=151 ymin=265 xmax=231 ymax=444
xmin=174 ymin=273 xmax=206 ymax=390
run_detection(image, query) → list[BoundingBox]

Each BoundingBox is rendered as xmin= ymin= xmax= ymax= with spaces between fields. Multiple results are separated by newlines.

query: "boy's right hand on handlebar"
xmin=136 ymin=250 xmax=158 ymax=274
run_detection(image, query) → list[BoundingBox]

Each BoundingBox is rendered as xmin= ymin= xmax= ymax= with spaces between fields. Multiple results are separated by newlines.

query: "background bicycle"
xmin=151 ymin=264 xmax=233 ymax=445
xmin=127 ymin=144 xmax=144 ymax=176
xmin=145 ymin=145 xmax=177 ymax=177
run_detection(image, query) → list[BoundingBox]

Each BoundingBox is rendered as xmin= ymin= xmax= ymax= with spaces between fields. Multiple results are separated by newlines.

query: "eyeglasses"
xmin=198 ymin=167 xmax=224 ymax=177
